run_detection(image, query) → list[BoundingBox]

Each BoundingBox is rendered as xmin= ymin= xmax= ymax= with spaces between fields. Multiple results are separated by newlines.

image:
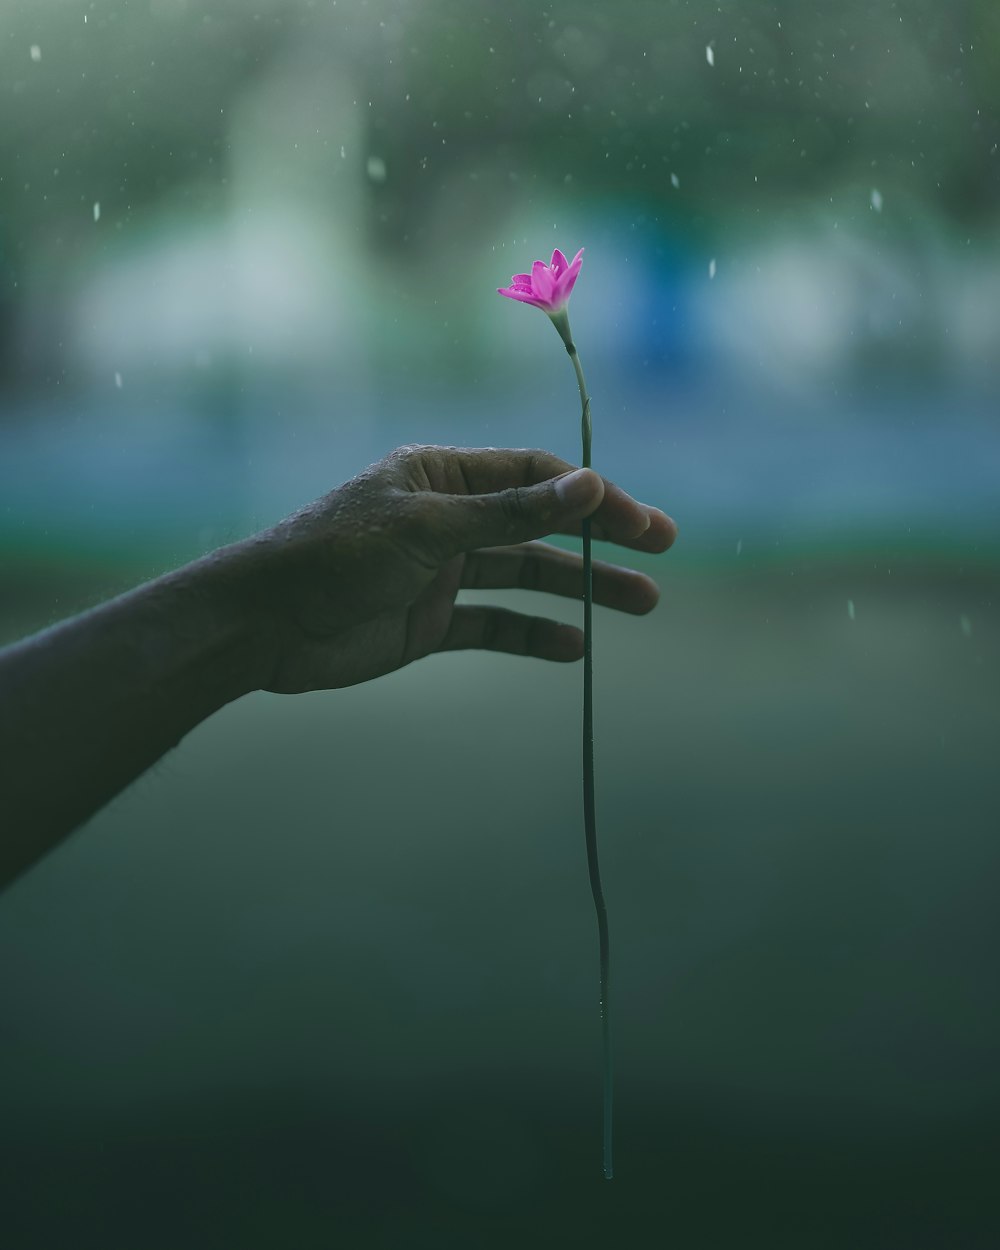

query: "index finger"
xmin=400 ymin=445 xmax=672 ymax=548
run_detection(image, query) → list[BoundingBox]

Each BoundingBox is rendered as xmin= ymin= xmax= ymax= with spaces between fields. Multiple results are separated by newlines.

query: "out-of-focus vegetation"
xmin=2 ymin=0 xmax=998 ymax=388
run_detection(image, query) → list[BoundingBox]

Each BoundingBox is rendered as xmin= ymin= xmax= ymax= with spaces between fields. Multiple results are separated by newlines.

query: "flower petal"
xmin=497 ymin=285 xmax=546 ymax=305
xmin=556 ymin=247 xmax=585 ymax=302
xmin=498 ymin=248 xmax=584 ymax=313
xmin=530 ymin=259 xmax=556 ymax=307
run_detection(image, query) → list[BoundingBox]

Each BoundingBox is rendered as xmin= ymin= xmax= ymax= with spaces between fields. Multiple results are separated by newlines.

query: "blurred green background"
xmin=1 ymin=1 xmax=998 ymax=1246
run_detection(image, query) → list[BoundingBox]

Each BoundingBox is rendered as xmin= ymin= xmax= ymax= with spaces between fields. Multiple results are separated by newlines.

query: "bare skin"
xmin=0 ymin=444 xmax=677 ymax=891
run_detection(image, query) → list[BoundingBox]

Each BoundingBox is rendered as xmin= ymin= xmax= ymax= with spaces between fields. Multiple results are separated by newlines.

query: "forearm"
xmin=0 ymin=545 xmax=267 ymax=890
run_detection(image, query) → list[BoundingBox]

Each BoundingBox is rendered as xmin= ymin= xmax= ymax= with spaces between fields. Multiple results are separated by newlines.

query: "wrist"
xmin=169 ymin=541 xmax=280 ymax=703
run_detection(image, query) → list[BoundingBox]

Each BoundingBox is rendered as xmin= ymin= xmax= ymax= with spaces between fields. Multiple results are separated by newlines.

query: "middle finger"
xmin=461 ymin=542 xmax=660 ymax=615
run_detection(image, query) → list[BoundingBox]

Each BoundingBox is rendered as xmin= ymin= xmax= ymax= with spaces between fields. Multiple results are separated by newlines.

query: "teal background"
xmin=1 ymin=1 xmax=998 ymax=1245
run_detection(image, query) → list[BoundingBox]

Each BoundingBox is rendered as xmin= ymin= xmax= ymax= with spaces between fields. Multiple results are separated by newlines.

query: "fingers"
xmin=431 ymin=465 xmax=607 ymax=557
xmin=437 ymin=606 xmax=584 ymax=662
xmin=577 ymin=506 xmax=678 ymax=554
xmin=393 ymin=445 xmax=673 ymax=554
xmin=461 ymin=542 xmax=659 ymax=615
xmin=394 ymin=445 xmax=576 ymax=496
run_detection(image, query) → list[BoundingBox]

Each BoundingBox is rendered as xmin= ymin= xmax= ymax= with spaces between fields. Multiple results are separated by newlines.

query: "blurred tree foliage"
xmin=1 ymin=0 xmax=997 ymax=379
xmin=365 ymin=0 xmax=999 ymax=247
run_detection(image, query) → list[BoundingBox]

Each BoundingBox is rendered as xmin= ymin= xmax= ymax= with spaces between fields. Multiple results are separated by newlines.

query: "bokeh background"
xmin=1 ymin=1 xmax=998 ymax=1246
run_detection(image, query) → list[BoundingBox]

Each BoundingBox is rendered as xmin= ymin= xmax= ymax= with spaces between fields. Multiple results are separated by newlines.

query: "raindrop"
xmin=960 ymin=615 xmax=972 ymax=637
xmin=705 ymin=45 xmax=715 ymax=67
xmin=670 ymin=172 xmax=680 ymax=188
xmin=736 ymin=538 xmax=743 ymax=556
xmin=114 ymin=371 xmax=123 ymax=389
xmin=847 ymin=599 xmax=856 ymax=621
xmin=92 ymin=201 xmax=100 ymax=223
xmin=870 ymin=187 xmax=883 ymax=212
xmin=708 ymin=257 xmax=717 ymax=279
xmin=30 ymin=45 xmax=41 ymax=62
xmin=366 ymin=155 xmax=387 ymax=183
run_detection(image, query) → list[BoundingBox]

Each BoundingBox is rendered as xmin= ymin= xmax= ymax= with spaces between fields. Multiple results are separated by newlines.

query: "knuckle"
xmin=497 ymin=485 xmax=528 ymax=528
xmin=387 ymin=444 xmax=436 ymax=492
xmin=391 ymin=444 xmax=460 ymax=493
xmin=525 ymin=616 xmax=546 ymax=657
xmin=480 ymin=608 xmax=505 ymax=652
xmin=388 ymin=443 xmax=428 ymax=473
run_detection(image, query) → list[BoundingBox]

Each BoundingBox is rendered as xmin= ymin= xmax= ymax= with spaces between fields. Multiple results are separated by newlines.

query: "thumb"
xmin=445 ymin=467 xmax=605 ymax=554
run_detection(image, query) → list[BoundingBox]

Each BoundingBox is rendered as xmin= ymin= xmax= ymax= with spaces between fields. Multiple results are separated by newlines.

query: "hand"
xmin=232 ymin=444 xmax=677 ymax=693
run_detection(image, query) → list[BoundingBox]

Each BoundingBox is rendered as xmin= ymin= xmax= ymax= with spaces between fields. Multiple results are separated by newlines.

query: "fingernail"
xmin=555 ymin=468 xmax=598 ymax=508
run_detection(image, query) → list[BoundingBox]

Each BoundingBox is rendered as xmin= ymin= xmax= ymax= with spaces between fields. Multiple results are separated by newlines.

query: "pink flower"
xmin=497 ymin=247 xmax=584 ymax=315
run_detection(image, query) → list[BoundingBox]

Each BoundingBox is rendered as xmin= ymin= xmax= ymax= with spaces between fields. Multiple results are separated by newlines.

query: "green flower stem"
xmin=555 ymin=312 xmax=613 ymax=1181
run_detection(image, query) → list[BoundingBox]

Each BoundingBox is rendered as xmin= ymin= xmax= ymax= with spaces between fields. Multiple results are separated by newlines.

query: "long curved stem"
xmin=565 ymin=335 xmax=613 ymax=1182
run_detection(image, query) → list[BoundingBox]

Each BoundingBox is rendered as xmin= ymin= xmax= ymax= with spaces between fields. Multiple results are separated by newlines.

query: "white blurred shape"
xmin=72 ymin=208 xmax=358 ymax=374
xmin=697 ymin=235 xmax=855 ymax=391
xmin=950 ymin=246 xmax=1000 ymax=374
xmin=72 ymin=39 xmax=369 ymax=381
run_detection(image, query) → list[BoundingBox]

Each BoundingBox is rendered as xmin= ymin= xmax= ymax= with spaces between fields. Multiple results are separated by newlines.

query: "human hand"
xmin=231 ymin=444 xmax=677 ymax=694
